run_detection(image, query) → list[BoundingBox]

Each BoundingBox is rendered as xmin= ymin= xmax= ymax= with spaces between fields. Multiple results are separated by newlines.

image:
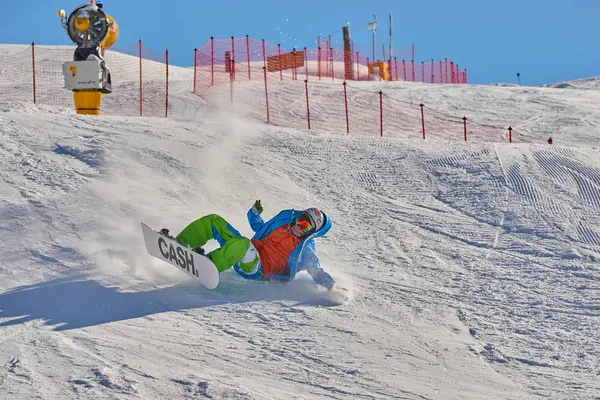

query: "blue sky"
xmin=1 ymin=0 xmax=598 ymax=85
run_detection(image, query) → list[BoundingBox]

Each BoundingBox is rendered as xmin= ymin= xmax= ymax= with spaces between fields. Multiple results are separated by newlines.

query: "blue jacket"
xmin=233 ymin=207 xmax=335 ymax=289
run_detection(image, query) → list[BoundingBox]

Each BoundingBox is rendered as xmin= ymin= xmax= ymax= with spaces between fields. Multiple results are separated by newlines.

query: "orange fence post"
xmin=165 ymin=49 xmax=169 ymax=118
xmin=246 ymin=35 xmax=251 ymax=80
xmin=318 ymin=47 xmax=322 ymax=80
xmin=420 ymin=104 xmax=426 ymax=139
xmin=139 ymin=39 xmax=143 ymax=116
xmin=31 ymin=42 xmax=36 ymax=104
xmin=193 ymin=48 xmax=197 ymax=93
xmin=263 ymin=66 xmax=269 ymax=123
xmin=211 ymin=37 xmax=214 ymax=85
xmin=278 ymin=44 xmax=283 ymax=81
xmin=231 ymin=36 xmax=236 ymax=80
xmin=379 ymin=90 xmax=383 ymax=137
xmin=343 ymin=82 xmax=349 ymax=134
xmin=304 ymin=79 xmax=311 ymax=130
xmin=304 ymin=47 xmax=308 ymax=80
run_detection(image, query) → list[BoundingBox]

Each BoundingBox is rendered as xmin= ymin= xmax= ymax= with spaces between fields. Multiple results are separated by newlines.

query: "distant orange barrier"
xmin=267 ymin=50 xmax=305 ymax=72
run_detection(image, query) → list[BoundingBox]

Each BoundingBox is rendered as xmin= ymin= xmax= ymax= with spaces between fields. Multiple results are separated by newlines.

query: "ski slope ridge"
xmin=0 ymin=44 xmax=599 ymax=399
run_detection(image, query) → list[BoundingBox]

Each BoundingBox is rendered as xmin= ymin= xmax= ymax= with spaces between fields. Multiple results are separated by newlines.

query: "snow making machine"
xmin=58 ymin=1 xmax=119 ymax=115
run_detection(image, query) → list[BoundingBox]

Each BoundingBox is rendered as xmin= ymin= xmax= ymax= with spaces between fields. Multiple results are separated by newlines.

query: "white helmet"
xmin=302 ymin=208 xmax=325 ymax=232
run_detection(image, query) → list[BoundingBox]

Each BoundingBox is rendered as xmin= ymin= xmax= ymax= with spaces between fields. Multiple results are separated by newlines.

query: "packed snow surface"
xmin=0 ymin=45 xmax=599 ymax=399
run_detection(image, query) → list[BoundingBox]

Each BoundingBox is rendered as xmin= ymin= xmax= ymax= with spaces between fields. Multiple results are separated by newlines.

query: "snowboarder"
xmin=160 ymin=201 xmax=336 ymax=289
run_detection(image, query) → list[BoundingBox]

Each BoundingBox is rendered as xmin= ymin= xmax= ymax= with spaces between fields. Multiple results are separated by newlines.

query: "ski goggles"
xmin=295 ymin=214 xmax=315 ymax=234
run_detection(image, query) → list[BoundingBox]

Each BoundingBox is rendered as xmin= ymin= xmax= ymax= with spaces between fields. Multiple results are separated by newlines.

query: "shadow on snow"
xmin=0 ymin=272 xmax=342 ymax=331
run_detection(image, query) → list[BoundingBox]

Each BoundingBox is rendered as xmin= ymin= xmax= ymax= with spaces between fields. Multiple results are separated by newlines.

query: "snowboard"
xmin=141 ymin=222 xmax=220 ymax=289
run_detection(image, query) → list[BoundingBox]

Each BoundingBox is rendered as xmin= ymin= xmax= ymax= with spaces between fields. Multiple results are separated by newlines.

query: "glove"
xmin=307 ymin=266 xmax=336 ymax=290
xmin=253 ymin=200 xmax=263 ymax=214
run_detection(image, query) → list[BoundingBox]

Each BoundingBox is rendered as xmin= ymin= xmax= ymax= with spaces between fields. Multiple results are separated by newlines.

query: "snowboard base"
xmin=141 ymin=222 xmax=220 ymax=289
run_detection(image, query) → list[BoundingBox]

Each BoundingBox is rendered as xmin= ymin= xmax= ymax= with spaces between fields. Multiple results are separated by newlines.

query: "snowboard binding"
xmin=160 ymin=228 xmax=205 ymax=256
xmin=159 ymin=228 xmax=174 ymax=239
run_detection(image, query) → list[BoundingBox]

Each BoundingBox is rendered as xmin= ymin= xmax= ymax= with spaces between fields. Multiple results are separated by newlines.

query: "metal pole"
xmin=369 ymin=15 xmax=377 ymax=62
xmin=372 ymin=25 xmax=376 ymax=61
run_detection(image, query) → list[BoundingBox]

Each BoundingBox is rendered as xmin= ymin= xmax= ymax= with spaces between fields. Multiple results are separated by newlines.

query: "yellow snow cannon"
xmin=58 ymin=1 xmax=119 ymax=115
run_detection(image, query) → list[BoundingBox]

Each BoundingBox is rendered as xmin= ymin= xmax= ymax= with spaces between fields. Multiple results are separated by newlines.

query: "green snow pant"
xmin=176 ymin=214 xmax=251 ymax=273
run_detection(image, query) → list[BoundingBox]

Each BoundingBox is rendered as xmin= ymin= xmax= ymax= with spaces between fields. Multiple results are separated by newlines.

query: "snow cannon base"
xmin=73 ymin=91 xmax=102 ymax=115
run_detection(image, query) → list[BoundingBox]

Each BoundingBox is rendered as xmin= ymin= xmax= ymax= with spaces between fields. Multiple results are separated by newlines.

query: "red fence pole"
xmin=343 ymin=82 xmax=349 ymax=134
xmin=456 ymin=63 xmax=459 ymax=83
xmin=452 ymin=64 xmax=456 ymax=83
xmin=411 ymin=60 xmax=415 ymax=82
xmin=379 ymin=90 xmax=383 ymax=137
xmin=305 ymin=79 xmax=311 ymax=130
xmin=508 ymin=126 xmax=512 ymax=143
xmin=445 ymin=58 xmax=449 ymax=84
xmin=211 ymin=37 xmax=214 ymax=86
xmin=231 ymin=36 xmax=236 ymax=80
xmin=292 ymin=49 xmax=297 ymax=80
xmin=402 ymin=60 xmax=407 ymax=81
xmin=431 ymin=59 xmax=434 ymax=83
xmin=193 ymin=48 xmax=198 ymax=93
xmin=139 ymin=39 xmax=143 ymax=116
xmin=439 ymin=61 xmax=443 ymax=83
xmin=420 ymin=104 xmax=426 ymax=139
xmin=394 ymin=57 xmax=399 ymax=81
xmin=165 ymin=49 xmax=169 ymax=118
xmin=262 ymin=39 xmax=266 ymax=68
xmin=31 ymin=42 xmax=36 ymax=104
xmin=246 ymin=35 xmax=251 ymax=80
xmin=278 ymin=44 xmax=283 ymax=81
xmin=421 ymin=61 xmax=424 ymax=83
xmin=263 ymin=66 xmax=270 ymax=123
xmin=366 ymin=57 xmax=370 ymax=80
xmin=318 ymin=47 xmax=322 ymax=80
xmin=304 ymin=47 xmax=308 ymax=81
xmin=331 ymin=48 xmax=334 ymax=81
xmin=230 ymin=73 xmax=233 ymax=105
xmin=463 ymin=117 xmax=468 ymax=141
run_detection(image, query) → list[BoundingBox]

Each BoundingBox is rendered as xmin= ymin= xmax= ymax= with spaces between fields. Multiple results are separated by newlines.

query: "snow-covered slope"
xmin=0 ymin=45 xmax=599 ymax=399
xmin=544 ymin=76 xmax=600 ymax=90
